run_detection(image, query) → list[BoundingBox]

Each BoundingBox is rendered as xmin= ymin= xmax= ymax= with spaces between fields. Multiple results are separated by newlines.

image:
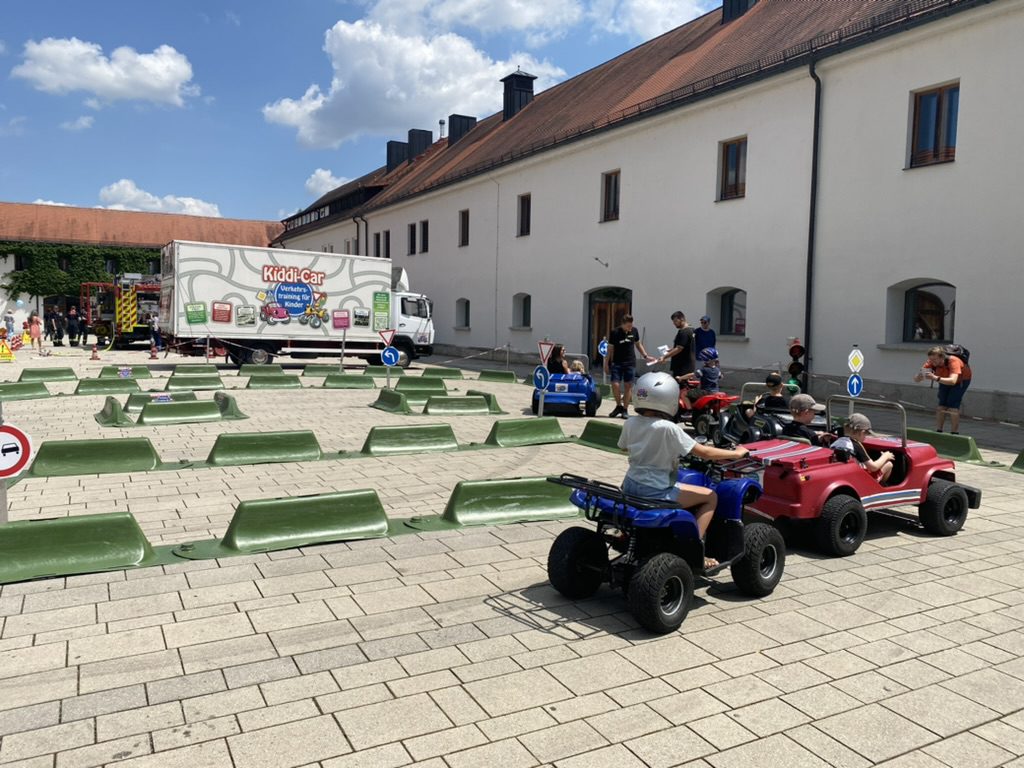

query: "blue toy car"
xmin=547 ymin=456 xmax=785 ymax=633
xmin=532 ymin=373 xmax=602 ymax=417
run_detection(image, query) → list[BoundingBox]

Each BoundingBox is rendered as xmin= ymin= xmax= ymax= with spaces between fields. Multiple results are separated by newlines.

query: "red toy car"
xmin=741 ymin=397 xmax=981 ymax=556
xmin=260 ymin=302 xmax=290 ymax=324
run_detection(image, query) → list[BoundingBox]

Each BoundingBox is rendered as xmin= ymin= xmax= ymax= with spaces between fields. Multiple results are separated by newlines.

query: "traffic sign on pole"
xmin=597 ymin=339 xmax=609 ymax=358
xmin=847 ymin=347 xmax=864 ymax=373
xmin=846 ymin=374 xmax=864 ymax=398
xmin=379 ymin=329 xmax=396 ymax=346
xmin=0 ymin=423 xmax=31 ymax=480
xmin=381 ymin=346 xmax=401 ymax=367
xmin=533 ymin=365 xmax=551 ymax=390
xmin=538 ymin=341 xmax=555 ymax=364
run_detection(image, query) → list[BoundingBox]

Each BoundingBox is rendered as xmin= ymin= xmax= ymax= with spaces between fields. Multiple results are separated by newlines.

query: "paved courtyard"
xmin=1 ymin=349 xmax=1024 ymax=767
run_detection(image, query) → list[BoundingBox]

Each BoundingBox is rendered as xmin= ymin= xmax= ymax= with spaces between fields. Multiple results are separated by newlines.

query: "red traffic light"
xmin=789 ymin=342 xmax=805 ymax=360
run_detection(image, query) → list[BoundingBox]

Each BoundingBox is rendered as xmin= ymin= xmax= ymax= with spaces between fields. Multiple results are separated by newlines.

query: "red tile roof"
xmin=0 ymin=202 xmax=283 ymax=249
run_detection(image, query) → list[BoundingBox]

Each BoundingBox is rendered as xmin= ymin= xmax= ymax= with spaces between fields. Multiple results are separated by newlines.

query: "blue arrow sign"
xmin=533 ymin=365 xmax=550 ymax=390
xmin=598 ymin=339 xmax=609 ymax=357
xmin=381 ymin=346 xmax=401 ymax=367
xmin=847 ymin=373 xmax=864 ymax=398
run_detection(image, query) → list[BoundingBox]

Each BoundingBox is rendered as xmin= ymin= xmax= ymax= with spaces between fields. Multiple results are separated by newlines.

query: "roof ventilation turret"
xmin=501 ymin=69 xmax=537 ymax=121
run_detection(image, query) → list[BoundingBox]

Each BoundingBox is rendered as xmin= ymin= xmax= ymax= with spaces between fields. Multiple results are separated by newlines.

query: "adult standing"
xmin=149 ymin=312 xmax=164 ymax=352
xmin=605 ymin=314 xmax=654 ymax=418
xmin=66 ymin=306 xmax=80 ymax=346
xmin=28 ymin=311 xmax=43 ymax=353
xmin=658 ymin=311 xmax=695 ymax=381
xmin=694 ymin=315 xmax=716 ymax=357
xmin=52 ymin=309 xmax=66 ymax=347
xmin=913 ymin=346 xmax=972 ymax=434
xmin=3 ymin=309 xmax=14 ymax=340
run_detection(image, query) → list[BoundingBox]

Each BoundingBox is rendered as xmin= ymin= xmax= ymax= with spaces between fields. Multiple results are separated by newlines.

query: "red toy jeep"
xmin=741 ymin=397 xmax=981 ymax=556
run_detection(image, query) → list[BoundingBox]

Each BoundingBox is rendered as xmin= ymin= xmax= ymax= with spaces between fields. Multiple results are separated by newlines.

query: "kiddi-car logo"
xmin=261 ymin=265 xmax=326 ymax=286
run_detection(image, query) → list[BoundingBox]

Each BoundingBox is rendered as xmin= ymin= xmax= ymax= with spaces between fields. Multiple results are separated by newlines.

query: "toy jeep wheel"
xmin=627 ymin=553 xmax=694 ymax=634
xmin=731 ymin=523 xmax=785 ymax=596
xmin=548 ymin=527 xmax=607 ymax=599
xmin=919 ymin=479 xmax=969 ymax=536
xmin=816 ymin=494 xmax=867 ymax=556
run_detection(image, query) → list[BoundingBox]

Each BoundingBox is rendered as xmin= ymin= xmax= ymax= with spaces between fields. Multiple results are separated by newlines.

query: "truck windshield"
xmin=402 ymin=297 xmax=430 ymax=318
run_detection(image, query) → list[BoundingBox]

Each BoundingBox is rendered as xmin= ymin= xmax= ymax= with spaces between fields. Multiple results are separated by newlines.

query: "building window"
xmin=719 ymin=138 xmax=747 ymax=200
xmin=407 ymin=223 xmax=416 ymax=255
xmin=601 ymin=171 xmax=620 ymax=222
xmin=904 ymin=282 xmax=955 ymax=342
xmin=373 ymin=232 xmax=382 ymax=258
xmin=383 ymin=230 xmax=391 ymax=259
xmin=458 ymin=210 xmax=469 ymax=247
xmin=326 ymin=245 xmax=332 ymax=253
xmin=512 ymin=293 xmax=531 ymax=328
xmin=456 ymin=298 xmax=470 ymax=329
xmin=517 ymin=194 xmax=531 ymax=237
xmin=147 ymin=258 xmax=160 ymax=275
xmin=104 ymin=258 xmax=117 ymax=274
xmin=720 ymin=288 xmax=747 ymax=335
xmin=58 ymin=256 xmax=71 ymax=272
xmin=419 ymin=220 xmax=429 ymax=253
xmin=329 ymin=243 xmax=335 ymax=253
xmin=911 ymin=83 xmax=959 ymax=167
xmin=12 ymin=254 xmax=27 ymax=270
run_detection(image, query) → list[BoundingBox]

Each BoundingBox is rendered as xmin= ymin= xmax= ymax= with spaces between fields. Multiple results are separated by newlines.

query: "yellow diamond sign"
xmin=847 ymin=348 xmax=864 ymax=373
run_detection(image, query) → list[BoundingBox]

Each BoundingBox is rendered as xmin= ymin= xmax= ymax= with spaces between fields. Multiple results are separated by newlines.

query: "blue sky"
xmin=0 ymin=0 xmax=713 ymax=221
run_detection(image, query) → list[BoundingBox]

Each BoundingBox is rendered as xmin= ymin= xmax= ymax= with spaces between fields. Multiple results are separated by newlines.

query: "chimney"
xmin=386 ymin=140 xmax=408 ymax=172
xmin=407 ymin=129 xmax=433 ymax=160
xmin=447 ymin=114 xmax=477 ymax=146
xmin=722 ymin=0 xmax=757 ymax=24
xmin=501 ymin=69 xmax=537 ymax=121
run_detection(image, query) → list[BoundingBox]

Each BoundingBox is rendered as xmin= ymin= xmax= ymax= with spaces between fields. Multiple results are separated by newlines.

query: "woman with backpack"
xmin=914 ymin=345 xmax=972 ymax=434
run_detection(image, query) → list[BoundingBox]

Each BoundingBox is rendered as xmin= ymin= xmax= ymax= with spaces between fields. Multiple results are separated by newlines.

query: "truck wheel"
xmin=627 ymin=553 xmax=694 ymax=634
xmin=816 ymin=494 xmax=867 ymax=556
xmin=228 ymin=351 xmax=244 ymax=367
xmin=731 ymin=523 xmax=785 ymax=596
xmin=394 ymin=340 xmax=414 ymax=368
xmin=247 ymin=345 xmax=275 ymax=365
xmin=547 ymin=527 xmax=607 ymax=599
xmin=919 ymin=479 xmax=969 ymax=536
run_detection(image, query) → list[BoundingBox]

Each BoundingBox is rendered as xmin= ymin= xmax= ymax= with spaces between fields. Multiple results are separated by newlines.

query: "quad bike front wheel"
xmin=547 ymin=527 xmax=608 ymax=600
xmin=919 ymin=479 xmax=969 ymax=536
xmin=731 ymin=523 xmax=785 ymax=596
xmin=627 ymin=553 xmax=694 ymax=634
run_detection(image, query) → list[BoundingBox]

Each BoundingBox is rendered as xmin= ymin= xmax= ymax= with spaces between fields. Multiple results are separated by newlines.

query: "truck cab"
xmin=393 ymin=292 xmax=433 ymax=359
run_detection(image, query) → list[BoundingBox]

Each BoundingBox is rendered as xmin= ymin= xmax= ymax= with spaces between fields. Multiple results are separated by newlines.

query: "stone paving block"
xmin=443 ymin=737 xmax=538 ymax=768
xmin=147 ymin=670 xmax=226 ymax=705
xmin=222 ymin=657 xmax=300 ymax=689
xmin=96 ymin=701 xmax=184 ymax=742
xmin=726 ymin=698 xmax=811 ymax=737
xmin=923 ymin=731 xmax=1015 ymax=768
xmin=0 ymin=668 xmax=80 ymax=712
xmin=182 ymin=685 xmax=265 ymax=722
xmin=403 ymin=723 xmax=487 ymax=761
xmin=178 ymin=635 xmax=277 ymax=675
xmin=333 ymin=692 xmax=452 ymax=750
xmin=648 ymin=689 xmax=729 ymax=725
xmin=0 ymin=702 xmax=59 ymax=739
xmin=227 ymin=713 xmax=350 ymax=768
xmin=0 ymin=642 xmax=68 ymax=681
xmin=815 ymin=703 xmax=937 ymax=763
xmin=235 ymin=698 xmax=318 ymax=732
xmin=941 ymin=667 xmax=1024 ymax=714
xmin=707 ymin=733 xmax=830 ymax=768
xmin=557 ymin=743 xmax=649 ymax=768
xmin=261 ymin=670 xmax=339 ymax=705
xmin=319 ymin=742 xmax=411 ymax=768
xmin=114 ymin=739 xmax=232 ymax=767
xmin=784 ymin=724 xmax=872 ymax=768
xmin=464 ymin=667 xmax=573 ymax=717
xmin=626 ymin=725 xmax=716 ymax=768
xmin=67 ymin=626 xmax=166 ymax=665
xmin=60 ymin=684 xmax=147 ymax=722
xmin=0 ymin=719 xmax=94 ymax=763
xmin=316 ymin=683 xmax=393 ymax=715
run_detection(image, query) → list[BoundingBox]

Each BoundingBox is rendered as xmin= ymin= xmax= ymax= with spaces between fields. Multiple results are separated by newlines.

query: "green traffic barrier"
xmin=0 ymin=512 xmax=163 ymax=584
xmin=245 ymin=374 xmax=302 ymax=389
xmin=395 ymin=377 xmax=448 ymax=393
xmin=138 ymin=400 xmax=224 ymax=426
xmin=485 ymin=417 xmax=569 ymax=448
xmin=165 ymin=374 xmax=224 ymax=391
xmin=206 ymin=430 xmax=322 ymax=466
xmin=576 ymin=419 xmax=623 ymax=452
xmin=27 ymin=438 xmax=163 ymax=477
xmin=98 ymin=366 xmax=152 ymax=379
xmin=465 ymin=389 xmax=505 ymax=414
xmin=303 ymin=364 xmax=344 ymax=377
xmin=405 ymin=476 xmax=578 ymax=531
xmin=422 ymin=395 xmax=490 ymax=415
xmin=420 ymin=367 xmax=463 ymax=379
xmin=172 ymin=489 xmax=390 ymax=559
xmin=173 ymin=364 xmax=220 ymax=375
xmin=94 ymin=397 xmax=135 ymax=427
xmin=597 ymin=383 xmax=612 ymax=398
xmin=240 ymin=364 xmax=284 ymax=376
xmin=364 ymin=365 xmax=403 ymax=377
xmin=370 ymin=389 xmax=412 ymax=414
xmin=1011 ymin=451 xmax=1024 ymax=474
xmin=124 ymin=391 xmax=198 ymax=413
xmin=477 ymin=369 xmax=517 ymax=384
xmin=360 ymin=424 xmax=459 ymax=456
xmin=907 ymin=427 xmax=990 ymax=464
xmin=323 ymin=374 xmax=376 ymax=389
xmin=18 ymin=368 xmax=77 ymax=382
xmin=74 ymin=379 xmax=142 ymax=396
xmin=0 ymin=382 xmax=50 ymax=401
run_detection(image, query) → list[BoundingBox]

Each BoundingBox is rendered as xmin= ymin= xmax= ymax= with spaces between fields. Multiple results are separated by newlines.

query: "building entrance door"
xmin=587 ymin=287 xmax=631 ymax=367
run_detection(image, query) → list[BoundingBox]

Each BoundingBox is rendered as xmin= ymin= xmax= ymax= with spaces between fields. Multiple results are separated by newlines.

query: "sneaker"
xmin=608 ymin=405 xmax=624 ymax=418
xmin=620 ymin=406 xmax=630 ymax=419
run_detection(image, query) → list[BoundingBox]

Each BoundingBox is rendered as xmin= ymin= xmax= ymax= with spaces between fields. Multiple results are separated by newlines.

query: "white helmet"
xmin=633 ymin=372 xmax=680 ymax=417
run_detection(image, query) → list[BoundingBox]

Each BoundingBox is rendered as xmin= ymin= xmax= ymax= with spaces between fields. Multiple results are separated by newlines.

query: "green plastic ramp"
xmin=1011 ymin=451 xmax=1024 ymax=474
xmin=215 ymin=392 xmax=247 ymax=419
xmin=370 ymin=389 xmax=412 ymax=414
xmin=172 ymin=490 xmax=389 ymax=559
xmin=99 ymin=366 xmax=152 ymax=379
xmin=206 ymin=431 xmax=322 ymax=466
xmin=245 ymin=374 xmax=302 ymax=389
xmin=477 ymin=369 xmax=517 ymax=384
xmin=137 ymin=400 xmax=224 ymax=426
xmin=28 ymin=438 xmax=163 ymax=477
xmin=323 ymin=374 xmax=376 ymax=389
xmin=364 ymin=365 xmax=403 ymax=377
xmin=303 ymin=364 xmax=344 ymax=377
xmin=0 ymin=513 xmax=160 ymax=584
xmin=74 ymin=379 xmax=142 ymax=396
xmin=466 ymin=389 xmax=505 ymax=414
xmin=907 ymin=427 xmax=986 ymax=463
xmin=0 ymin=382 xmax=50 ymax=401
xmin=576 ymin=419 xmax=624 ymax=452
xmin=18 ymin=368 xmax=77 ymax=382
xmin=94 ymin=397 xmax=135 ymax=427
xmin=405 ymin=477 xmax=577 ymax=530
xmin=173 ymin=364 xmax=220 ymax=375
xmin=125 ymin=391 xmax=197 ymax=413
xmin=360 ymin=424 xmax=459 ymax=456
xmin=423 ymin=396 xmax=490 ymax=415
xmin=420 ymin=368 xmax=463 ymax=379
xmin=165 ymin=374 xmax=224 ymax=391
xmin=597 ymin=383 xmax=612 ymax=398
xmin=485 ymin=417 xmax=568 ymax=448
xmin=240 ymin=364 xmax=284 ymax=376
xmin=396 ymin=377 xmax=448 ymax=393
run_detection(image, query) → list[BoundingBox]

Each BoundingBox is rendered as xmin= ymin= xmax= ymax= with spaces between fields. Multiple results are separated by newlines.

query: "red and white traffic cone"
xmin=149 ymin=344 xmax=159 ymax=360
xmin=90 ymin=344 xmax=100 ymax=361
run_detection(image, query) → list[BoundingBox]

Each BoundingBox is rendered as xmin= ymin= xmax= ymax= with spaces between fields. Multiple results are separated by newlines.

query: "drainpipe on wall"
xmin=357 ymin=215 xmax=369 ymax=256
xmin=489 ymin=176 xmax=501 ymax=357
xmin=803 ymin=57 xmax=822 ymax=393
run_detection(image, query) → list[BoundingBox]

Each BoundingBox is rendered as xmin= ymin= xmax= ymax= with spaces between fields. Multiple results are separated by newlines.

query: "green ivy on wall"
xmin=0 ymin=241 xmax=159 ymax=300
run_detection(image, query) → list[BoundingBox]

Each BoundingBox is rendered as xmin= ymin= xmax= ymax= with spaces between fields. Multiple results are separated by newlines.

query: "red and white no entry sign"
xmin=0 ymin=424 xmax=32 ymax=479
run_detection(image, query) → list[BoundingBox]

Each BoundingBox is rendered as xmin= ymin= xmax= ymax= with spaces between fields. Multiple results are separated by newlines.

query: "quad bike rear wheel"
xmin=547 ymin=527 xmax=608 ymax=600
xmin=731 ymin=523 xmax=785 ymax=596
xmin=627 ymin=553 xmax=694 ymax=634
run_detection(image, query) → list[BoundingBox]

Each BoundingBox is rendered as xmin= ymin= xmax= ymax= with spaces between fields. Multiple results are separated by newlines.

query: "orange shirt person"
xmin=913 ymin=346 xmax=972 ymax=434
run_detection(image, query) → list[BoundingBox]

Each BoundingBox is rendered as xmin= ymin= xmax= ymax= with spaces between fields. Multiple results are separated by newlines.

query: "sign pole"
xmin=0 ymin=401 xmax=6 ymax=524
xmin=340 ymin=329 xmax=347 ymax=373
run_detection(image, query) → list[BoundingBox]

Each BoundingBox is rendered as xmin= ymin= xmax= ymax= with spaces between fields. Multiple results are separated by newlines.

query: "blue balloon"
xmin=15 ymin=300 xmax=23 ymax=307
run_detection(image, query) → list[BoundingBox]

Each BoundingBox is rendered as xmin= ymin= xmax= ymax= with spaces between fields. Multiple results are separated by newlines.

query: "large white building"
xmin=278 ymin=0 xmax=1024 ymax=422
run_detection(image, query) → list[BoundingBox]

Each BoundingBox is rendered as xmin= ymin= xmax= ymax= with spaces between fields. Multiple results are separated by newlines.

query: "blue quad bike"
xmin=546 ymin=456 xmax=785 ymax=633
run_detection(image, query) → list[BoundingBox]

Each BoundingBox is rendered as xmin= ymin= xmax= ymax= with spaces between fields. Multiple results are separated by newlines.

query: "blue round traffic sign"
xmin=598 ymin=340 xmax=609 ymax=357
xmin=381 ymin=346 xmax=401 ymax=367
xmin=533 ymin=365 xmax=550 ymax=390
xmin=847 ymin=373 xmax=864 ymax=398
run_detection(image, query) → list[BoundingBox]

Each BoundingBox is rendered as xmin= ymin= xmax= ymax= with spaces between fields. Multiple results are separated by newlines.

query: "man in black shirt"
xmin=605 ymin=314 xmax=653 ymax=418
xmin=658 ymin=311 xmax=695 ymax=379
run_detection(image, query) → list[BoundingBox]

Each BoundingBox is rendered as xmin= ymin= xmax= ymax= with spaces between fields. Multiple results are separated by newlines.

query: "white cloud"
xmin=0 ymin=116 xmax=27 ymax=137
xmin=0 ymin=40 xmax=7 ymax=55
xmin=305 ymin=168 xmax=349 ymax=197
xmin=11 ymin=37 xmax=199 ymax=107
xmin=60 ymin=115 xmax=94 ymax=131
xmin=591 ymin=0 xmax=713 ymax=40
xmin=99 ymin=179 xmax=221 ymax=217
xmin=226 ymin=11 xmax=242 ymax=26
xmin=370 ymin=0 xmax=583 ymax=44
xmin=263 ymin=20 xmax=564 ymax=148
xmin=32 ymin=199 xmax=71 ymax=206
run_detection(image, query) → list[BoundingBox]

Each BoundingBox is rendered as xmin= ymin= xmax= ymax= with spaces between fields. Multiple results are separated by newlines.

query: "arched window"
xmin=712 ymin=288 xmax=747 ymax=336
xmin=903 ymin=282 xmax=955 ymax=342
xmin=456 ymin=298 xmax=470 ymax=329
xmin=513 ymin=293 xmax=531 ymax=328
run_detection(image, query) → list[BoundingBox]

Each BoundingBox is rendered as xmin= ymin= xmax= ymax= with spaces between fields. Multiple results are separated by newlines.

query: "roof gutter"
xmin=802 ymin=57 xmax=822 ymax=393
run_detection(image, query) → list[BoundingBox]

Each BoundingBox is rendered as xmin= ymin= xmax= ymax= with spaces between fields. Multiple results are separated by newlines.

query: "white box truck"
xmin=158 ymin=240 xmax=434 ymax=366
